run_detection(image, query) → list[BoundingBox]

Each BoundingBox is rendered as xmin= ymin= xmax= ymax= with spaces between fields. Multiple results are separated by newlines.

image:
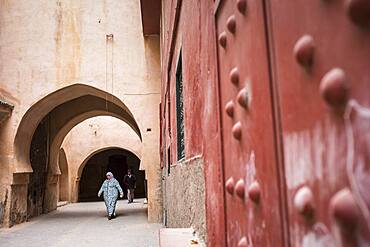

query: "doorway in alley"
xmin=78 ymin=148 xmax=145 ymax=202
xmin=27 ymin=118 xmax=50 ymax=218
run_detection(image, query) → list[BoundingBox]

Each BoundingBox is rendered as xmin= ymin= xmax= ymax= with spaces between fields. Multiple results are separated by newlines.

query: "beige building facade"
xmin=0 ymin=0 xmax=161 ymax=227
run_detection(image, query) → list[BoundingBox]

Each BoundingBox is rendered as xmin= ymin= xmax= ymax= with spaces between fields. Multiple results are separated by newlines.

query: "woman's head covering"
xmin=106 ymin=172 xmax=113 ymax=178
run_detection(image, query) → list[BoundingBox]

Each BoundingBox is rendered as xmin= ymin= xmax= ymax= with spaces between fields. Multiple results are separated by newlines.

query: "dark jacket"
xmin=124 ymin=174 xmax=136 ymax=189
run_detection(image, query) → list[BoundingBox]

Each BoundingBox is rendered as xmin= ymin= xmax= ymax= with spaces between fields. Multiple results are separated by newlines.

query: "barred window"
xmin=176 ymin=50 xmax=185 ymax=161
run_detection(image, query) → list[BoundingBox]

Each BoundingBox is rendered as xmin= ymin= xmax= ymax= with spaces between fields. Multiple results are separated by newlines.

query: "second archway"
xmin=78 ymin=148 xmax=146 ymax=203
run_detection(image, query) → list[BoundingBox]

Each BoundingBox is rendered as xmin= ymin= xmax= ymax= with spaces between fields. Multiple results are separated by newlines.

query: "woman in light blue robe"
xmin=98 ymin=172 xmax=123 ymax=220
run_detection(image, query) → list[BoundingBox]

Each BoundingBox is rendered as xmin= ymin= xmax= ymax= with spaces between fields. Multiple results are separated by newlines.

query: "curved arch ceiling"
xmin=14 ymin=83 xmax=142 ymax=173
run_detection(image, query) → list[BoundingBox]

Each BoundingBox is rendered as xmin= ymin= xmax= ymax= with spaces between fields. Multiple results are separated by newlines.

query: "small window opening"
xmin=176 ymin=50 xmax=185 ymax=161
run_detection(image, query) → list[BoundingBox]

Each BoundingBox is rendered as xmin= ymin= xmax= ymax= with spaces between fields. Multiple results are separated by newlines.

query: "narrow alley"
xmin=0 ymin=199 xmax=161 ymax=247
xmin=0 ymin=0 xmax=369 ymax=246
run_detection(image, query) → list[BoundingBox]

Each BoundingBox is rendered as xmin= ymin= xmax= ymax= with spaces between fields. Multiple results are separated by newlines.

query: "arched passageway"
xmin=78 ymin=148 xmax=145 ymax=202
xmin=14 ymin=84 xmax=142 ymax=220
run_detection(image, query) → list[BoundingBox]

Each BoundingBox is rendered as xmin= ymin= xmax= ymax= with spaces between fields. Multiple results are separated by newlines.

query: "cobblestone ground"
xmin=0 ymin=199 xmax=161 ymax=247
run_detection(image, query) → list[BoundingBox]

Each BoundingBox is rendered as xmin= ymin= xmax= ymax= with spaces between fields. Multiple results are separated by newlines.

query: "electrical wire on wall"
xmin=105 ymin=33 xmax=114 ymax=113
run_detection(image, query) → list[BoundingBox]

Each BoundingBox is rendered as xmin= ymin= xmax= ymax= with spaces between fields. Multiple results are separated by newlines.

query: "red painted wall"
xmin=160 ymin=0 xmax=226 ymax=245
xmin=160 ymin=0 xmax=370 ymax=246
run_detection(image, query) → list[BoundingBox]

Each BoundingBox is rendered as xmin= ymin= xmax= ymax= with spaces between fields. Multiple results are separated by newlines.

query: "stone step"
xmin=57 ymin=201 xmax=68 ymax=208
xmin=159 ymin=228 xmax=204 ymax=247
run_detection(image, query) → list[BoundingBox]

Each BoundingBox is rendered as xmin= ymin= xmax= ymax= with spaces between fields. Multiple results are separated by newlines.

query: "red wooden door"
xmin=215 ymin=0 xmax=286 ymax=246
xmin=266 ymin=0 xmax=370 ymax=245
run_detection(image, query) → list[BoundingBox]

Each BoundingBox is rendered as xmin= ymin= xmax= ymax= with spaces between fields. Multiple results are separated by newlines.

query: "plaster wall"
xmin=58 ymin=148 xmax=69 ymax=202
xmin=163 ymin=157 xmax=206 ymax=243
xmin=61 ymin=116 xmax=142 ymax=202
xmin=0 ymin=0 xmax=161 ymax=226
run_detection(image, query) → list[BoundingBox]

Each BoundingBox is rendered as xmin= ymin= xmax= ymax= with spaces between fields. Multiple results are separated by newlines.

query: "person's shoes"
xmin=108 ymin=215 xmax=112 ymax=220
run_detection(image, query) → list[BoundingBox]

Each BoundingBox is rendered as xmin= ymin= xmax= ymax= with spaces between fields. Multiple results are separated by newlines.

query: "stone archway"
xmin=77 ymin=147 xmax=144 ymax=202
xmin=14 ymin=83 xmax=141 ymax=174
xmin=60 ymin=116 xmax=143 ymax=203
xmin=12 ymin=84 xmax=142 ymax=223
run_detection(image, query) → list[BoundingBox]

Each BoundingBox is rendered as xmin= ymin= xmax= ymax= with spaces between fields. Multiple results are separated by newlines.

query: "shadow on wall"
xmin=58 ymin=148 xmax=69 ymax=202
xmin=27 ymin=119 xmax=49 ymax=218
xmin=13 ymin=84 xmax=142 ymax=222
xmin=78 ymin=148 xmax=145 ymax=202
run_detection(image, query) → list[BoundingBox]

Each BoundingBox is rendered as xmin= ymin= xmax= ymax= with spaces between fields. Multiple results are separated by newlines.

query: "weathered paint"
xmin=267 ymin=0 xmax=370 ymax=244
xmin=160 ymin=0 xmax=226 ymax=245
xmin=215 ymin=0 xmax=285 ymax=245
xmin=159 ymin=0 xmax=370 ymax=245
xmin=0 ymin=0 xmax=162 ymax=227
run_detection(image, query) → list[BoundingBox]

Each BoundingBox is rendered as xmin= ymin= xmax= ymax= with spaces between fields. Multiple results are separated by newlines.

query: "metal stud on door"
xmin=266 ymin=0 xmax=370 ymax=245
xmin=215 ymin=0 xmax=285 ymax=246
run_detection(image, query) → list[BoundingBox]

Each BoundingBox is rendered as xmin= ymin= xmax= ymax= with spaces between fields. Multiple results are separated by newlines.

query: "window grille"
xmin=176 ymin=51 xmax=185 ymax=161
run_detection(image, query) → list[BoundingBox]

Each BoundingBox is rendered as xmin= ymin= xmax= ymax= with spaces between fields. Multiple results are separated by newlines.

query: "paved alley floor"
xmin=0 ymin=199 xmax=162 ymax=247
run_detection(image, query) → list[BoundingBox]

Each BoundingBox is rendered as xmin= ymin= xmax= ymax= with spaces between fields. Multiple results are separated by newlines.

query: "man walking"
xmin=124 ymin=169 xmax=136 ymax=203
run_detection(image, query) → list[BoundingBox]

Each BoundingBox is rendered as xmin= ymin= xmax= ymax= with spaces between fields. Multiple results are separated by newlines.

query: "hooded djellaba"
xmin=98 ymin=172 xmax=124 ymax=220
